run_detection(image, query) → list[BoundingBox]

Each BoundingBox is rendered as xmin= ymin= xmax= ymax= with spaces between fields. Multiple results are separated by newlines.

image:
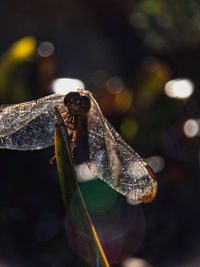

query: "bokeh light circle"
xmin=164 ymin=79 xmax=194 ymax=99
xmin=38 ymin=41 xmax=55 ymax=57
xmin=183 ymin=119 xmax=200 ymax=138
xmin=51 ymin=78 xmax=85 ymax=94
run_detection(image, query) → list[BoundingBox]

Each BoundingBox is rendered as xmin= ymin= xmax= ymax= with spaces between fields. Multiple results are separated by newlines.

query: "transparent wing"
xmin=0 ymin=94 xmax=66 ymax=150
xmin=86 ymin=94 xmax=157 ymax=202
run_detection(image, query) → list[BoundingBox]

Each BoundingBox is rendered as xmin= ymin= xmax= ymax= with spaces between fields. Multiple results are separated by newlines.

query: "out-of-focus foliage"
xmin=0 ymin=36 xmax=36 ymax=103
xmin=129 ymin=0 xmax=200 ymax=51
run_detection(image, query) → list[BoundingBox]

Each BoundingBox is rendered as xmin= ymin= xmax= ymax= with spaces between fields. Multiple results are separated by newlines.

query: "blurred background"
xmin=0 ymin=0 xmax=200 ymax=266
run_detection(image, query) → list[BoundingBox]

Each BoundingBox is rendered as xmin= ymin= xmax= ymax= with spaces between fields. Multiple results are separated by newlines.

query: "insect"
xmin=0 ymin=89 xmax=157 ymax=202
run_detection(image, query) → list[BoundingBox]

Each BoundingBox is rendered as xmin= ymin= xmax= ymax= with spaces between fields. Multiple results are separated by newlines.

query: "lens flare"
xmin=66 ymin=189 xmax=145 ymax=265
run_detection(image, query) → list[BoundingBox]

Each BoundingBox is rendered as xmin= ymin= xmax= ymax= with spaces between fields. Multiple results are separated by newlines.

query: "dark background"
xmin=0 ymin=0 xmax=200 ymax=266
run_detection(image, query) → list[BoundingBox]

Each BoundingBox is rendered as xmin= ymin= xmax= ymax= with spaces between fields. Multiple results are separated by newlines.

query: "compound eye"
xmin=80 ymin=96 xmax=91 ymax=112
xmin=64 ymin=92 xmax=80 ymax=107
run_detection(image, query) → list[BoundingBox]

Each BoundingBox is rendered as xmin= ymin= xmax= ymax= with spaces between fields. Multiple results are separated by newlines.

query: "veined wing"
xmin=86 ymin=93 xmax=157 ymax=202
xmin=0 ymin=94 xmax=66 ymax=150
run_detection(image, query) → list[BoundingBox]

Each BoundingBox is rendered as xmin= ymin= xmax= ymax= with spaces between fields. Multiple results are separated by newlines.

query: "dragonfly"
xmin=0 ymin=89 xmax=157 ymax=202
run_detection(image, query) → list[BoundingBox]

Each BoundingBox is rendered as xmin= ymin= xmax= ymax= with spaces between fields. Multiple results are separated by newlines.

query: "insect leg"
xmin=65 ymin=115 xmax=77 ymax=130
xmin=71 ymin=130 xmax=77 ymax=151
xmin=49 ymin=155 xmax=56 ymax=164
xmin=64 ymin=115 xmax=78 ymax=151
xmin=61 ymin=111 xmax=69 ymax=118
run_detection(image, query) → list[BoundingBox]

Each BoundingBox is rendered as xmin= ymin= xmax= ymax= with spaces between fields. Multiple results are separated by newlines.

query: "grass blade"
xmin=54 ymin=107 xmax=110 ymax=267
